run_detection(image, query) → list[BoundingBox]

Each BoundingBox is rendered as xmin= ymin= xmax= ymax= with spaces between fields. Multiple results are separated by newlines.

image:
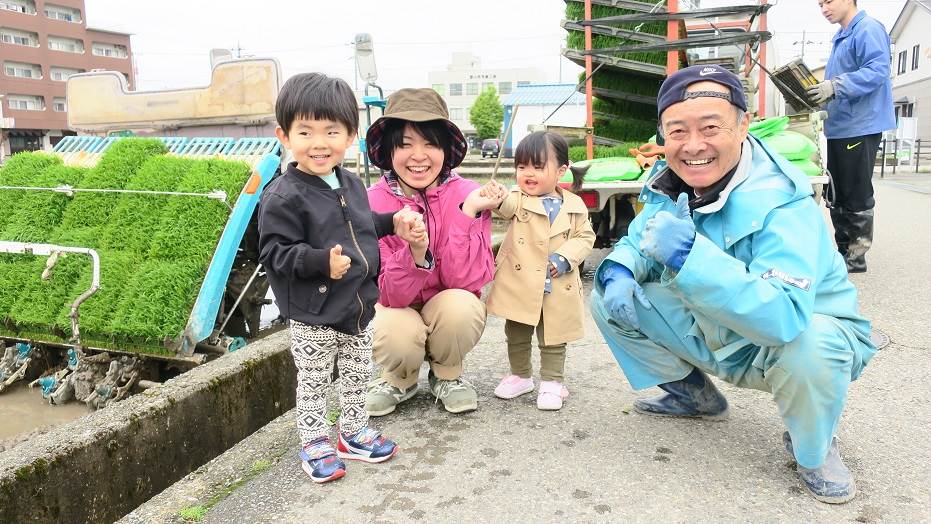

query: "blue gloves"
xmin=601 ymin=263 xmax=651 ymax=331
xmin=640 ymin=193 xmax=695 ymax=272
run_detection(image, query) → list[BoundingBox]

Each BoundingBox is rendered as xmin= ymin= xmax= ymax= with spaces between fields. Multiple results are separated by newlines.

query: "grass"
xmin=0 ymin=139 xmax=252 ymax=353
xmin=178 ymin=459 xmax=274 ymax=523
xmin=569 ymin=143 xmax=645 ymax=163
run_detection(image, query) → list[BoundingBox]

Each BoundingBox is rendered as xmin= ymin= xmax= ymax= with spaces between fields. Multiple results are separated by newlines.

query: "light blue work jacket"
xmin=597 ymin=136 xmax=874 ymax=360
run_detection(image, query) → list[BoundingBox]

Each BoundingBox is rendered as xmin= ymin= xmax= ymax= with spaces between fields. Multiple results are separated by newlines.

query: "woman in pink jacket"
xmin=364 ymin=88 xmax=500 ymax=416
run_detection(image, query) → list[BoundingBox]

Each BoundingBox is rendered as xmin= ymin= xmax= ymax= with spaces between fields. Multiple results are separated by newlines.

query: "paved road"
xmin=125 ymin=176 xmax=931 ymax=523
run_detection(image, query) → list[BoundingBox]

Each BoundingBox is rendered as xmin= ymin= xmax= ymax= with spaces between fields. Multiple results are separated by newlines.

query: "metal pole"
xmin=584 ymin=0 xmax=594 ymax=160
xmin=758 ymin=0 xmax=769 ymax=118
xmin=666 ymin=0 xmax=679 ymax=76
xmin=916 ymin=139 xmax=921 ymax=174
xmin=893 ymin=139 xmax=898 ymax=175
xmin=880 ymin=139 xmax=886 ymax=178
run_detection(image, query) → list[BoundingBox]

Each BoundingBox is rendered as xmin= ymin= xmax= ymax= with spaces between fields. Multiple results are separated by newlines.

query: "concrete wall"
xmin=0 ymin=331 xmax=295 ymax=524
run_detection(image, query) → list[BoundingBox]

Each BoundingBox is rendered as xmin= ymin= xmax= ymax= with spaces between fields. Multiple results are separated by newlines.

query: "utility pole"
xmin=793 ymin=30 xmax=816 ymax=62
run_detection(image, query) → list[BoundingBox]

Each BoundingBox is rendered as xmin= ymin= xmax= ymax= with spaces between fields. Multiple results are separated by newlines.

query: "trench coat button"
xmin=565 ymin=284 xmax=572 ymax=291
xmin=725 ymin=236 xmax=731 ymax=243
xmin=518 ymin=238 xmax=525 ymax=245
xmin=537 ymin=240 xmax=544 ymax=246
xmin=318 ymin=284 xmax=327 ymax=293
xmin=751 ymin=220 xmax=758 ymax=227
xmin=515 ymin=263 xmax=521 ymax=270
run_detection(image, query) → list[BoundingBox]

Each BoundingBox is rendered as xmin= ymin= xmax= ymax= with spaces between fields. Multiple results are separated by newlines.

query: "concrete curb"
xmin=0 ymin=331 xmax=295 ymax=524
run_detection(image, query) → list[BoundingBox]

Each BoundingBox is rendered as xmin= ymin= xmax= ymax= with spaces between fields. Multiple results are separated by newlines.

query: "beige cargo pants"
xmin=372 ymin=289 xmax=486 ymax=389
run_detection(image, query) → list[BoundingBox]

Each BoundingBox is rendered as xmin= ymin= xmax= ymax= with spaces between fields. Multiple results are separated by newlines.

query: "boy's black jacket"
xmin=258 ymin=163 xmax=394 ymax=334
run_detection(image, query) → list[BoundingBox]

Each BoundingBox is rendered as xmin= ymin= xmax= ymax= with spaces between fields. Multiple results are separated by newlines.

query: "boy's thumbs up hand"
xmin=329 ymin=244 xmax=351 ymax=279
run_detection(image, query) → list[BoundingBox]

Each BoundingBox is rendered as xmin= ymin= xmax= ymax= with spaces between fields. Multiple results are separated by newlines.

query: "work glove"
xmin=601 ymin=263 xmax=651 ymax=331
xmin=640 ymin=192 xmax=695 ymax=272
xmin=806 ymin=80 xmax=835 ymax=105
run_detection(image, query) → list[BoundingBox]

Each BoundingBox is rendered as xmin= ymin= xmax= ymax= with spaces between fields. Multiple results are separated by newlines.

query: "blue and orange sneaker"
xmin=337 ymin=427 xmax=398 ymax=463
xmin=299 ymin=437 xmax=345 ymax=483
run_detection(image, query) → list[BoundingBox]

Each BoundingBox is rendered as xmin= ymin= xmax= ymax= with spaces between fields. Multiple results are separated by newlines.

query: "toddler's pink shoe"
xmin=537 ymin=381 xmax=569 ymax=410
xmin=494 ymin=374 xmax=535 ymax=399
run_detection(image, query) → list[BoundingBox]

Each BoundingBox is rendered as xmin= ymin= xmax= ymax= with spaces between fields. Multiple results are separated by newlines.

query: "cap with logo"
xmin=656 ymin=64 xmax=747 ymax=119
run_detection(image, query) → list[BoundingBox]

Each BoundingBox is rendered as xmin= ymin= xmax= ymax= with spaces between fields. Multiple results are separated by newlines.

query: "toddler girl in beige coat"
xmin=481 ymin=131 xmax=595 ymax=410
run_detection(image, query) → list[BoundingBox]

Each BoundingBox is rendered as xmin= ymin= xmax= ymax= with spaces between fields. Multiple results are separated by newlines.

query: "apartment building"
xmin=428 ymin=52 xmax=545 ymax=139
xmin=0 ymin=0 xmax=132 ymax=159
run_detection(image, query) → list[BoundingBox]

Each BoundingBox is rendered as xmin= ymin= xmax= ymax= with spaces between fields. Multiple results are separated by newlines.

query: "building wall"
xmin=0 ymin=0 xmax=132 ymax=153
xmin=890 ymin=81 xmax=931 ymax=140
xmin=428 ymin=52 xmax=546 ymax=137
xmin=891 ymin=5 xmax=931 ymax=139
xmin=507 ymin=102 xmax=586 ymax=153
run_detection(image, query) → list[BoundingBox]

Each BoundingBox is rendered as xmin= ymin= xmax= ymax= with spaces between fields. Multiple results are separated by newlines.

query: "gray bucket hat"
xmin=365 ymin=88 xmax=468 ymax=171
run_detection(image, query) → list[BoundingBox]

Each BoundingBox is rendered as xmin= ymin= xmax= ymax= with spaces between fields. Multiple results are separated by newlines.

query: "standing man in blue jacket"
xmin=807 ymin=0 xmax=895 ymax=273
xmin=591 ymin=65 xmax=876 ymax=504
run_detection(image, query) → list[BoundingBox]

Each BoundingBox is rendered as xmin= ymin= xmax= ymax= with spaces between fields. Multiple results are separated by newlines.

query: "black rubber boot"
xmin=829 ymin=207 xmax=851 ymax=258
xmin=633 ymin=368 xmax=729 ymax=421
xmin=844 ymin=209 xmax=873 ymax=274
xmin=783 ymin=432 xmax=857 ymax=504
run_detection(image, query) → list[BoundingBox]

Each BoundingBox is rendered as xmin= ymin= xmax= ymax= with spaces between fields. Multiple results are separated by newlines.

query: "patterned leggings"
xmin=289 ymin=321 xmax=373 ymax=445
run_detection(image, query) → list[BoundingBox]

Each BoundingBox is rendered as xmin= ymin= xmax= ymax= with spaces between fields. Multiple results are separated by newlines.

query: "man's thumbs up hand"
xmin=639 ymin=192 xmax=696 ymax=272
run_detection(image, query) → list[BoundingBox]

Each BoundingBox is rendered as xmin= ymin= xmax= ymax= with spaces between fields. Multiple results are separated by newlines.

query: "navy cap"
xmin=656 ymin=64 xmax=747 ymax=119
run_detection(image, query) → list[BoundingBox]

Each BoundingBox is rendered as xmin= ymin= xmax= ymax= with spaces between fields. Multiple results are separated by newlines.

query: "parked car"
xmin=481 ymin=138 xmax=500 ymax=158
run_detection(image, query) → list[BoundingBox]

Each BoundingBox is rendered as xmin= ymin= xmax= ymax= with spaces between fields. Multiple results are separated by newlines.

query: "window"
xmin=903 ymin=103 xmax=914 ymax=118
xmin=482 ymin=82 xmax=495 ymax=92
xmin=498 ymin=81 xmax=512 ymax=95
xmin=517 ymin=81 xmax=531 ymax=86
xmin=913 ymin=44 xmax=920 ymax=71
xmin=50 ymin=66 xmax=82 ymax=81
xmin=49 ymin=35 xmax=84 ymax=53
xmin=91 ymin=42 xmax=127 ymax=58
xmin=449 ymin=108 xmax=463 ymax=120
xmin=449 ymin=83 xmax=462 ymax=96
xmin=45 ymin=3 xmax=81 ymax=22
xmin=431 ymin=83 xmax=445 ymax=96
xmin=4 ymin=61 xmax=41 ymax=79
xmin=52 ymin=97 xmax=67 ymax=112
xmin=0 ymin=1 xmax=35 ymax=14
xmin=898 ymin=50 xmax=908 ymax=75
xmin=7 ymin=94 xmax=45 ymax=111
xmin=466 ymin=82 xmax=479 ymax=95
xmin=0 ymin=28 xmax=39 ymax=47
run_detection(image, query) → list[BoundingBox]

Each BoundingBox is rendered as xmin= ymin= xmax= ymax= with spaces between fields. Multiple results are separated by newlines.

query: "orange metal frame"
xmin=580 ymin=0 xmax=772 ymax=159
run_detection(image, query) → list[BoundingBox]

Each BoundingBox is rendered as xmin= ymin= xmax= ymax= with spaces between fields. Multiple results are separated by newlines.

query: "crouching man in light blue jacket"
xmin=591 ymin=65 xmax=875 ymax=504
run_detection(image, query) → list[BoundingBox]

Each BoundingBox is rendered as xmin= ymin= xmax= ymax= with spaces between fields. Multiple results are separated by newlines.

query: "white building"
xmin=428 ymin=52 xmax=545 ymax=139
xmin=502 ymin=84 xmax=586 ymax=156
xmin=890 ymin=0 xmax=931 ymax=140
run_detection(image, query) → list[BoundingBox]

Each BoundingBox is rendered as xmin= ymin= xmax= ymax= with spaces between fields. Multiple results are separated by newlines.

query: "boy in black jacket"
xmin=259 ymin=73 xmax=424 ymax=483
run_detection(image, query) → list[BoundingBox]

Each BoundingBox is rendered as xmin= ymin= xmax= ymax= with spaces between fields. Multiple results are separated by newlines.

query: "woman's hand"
xmin=394 ymin=206 xmax=429 ymax=266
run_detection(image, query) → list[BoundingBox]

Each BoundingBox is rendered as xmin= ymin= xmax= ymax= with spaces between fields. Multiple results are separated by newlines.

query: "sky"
xmin=82 ymin=0 xmax=909 ymax=92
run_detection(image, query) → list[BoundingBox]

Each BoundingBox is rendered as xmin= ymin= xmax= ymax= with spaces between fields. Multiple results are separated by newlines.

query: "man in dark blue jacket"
xmin=807 ymin=0 xmax=895 ymax=273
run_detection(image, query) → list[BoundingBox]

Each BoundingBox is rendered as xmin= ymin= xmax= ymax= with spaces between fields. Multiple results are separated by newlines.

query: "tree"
xmin=469 ymin=86 xmax=504 ymax=140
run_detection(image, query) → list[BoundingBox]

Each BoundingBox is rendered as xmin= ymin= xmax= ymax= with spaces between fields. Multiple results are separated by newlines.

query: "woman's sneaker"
xmin=337 ymin=427 xmax=398 ymax=463
xmin=365 ymin=377 xmax=419 ymax=416
xmin=537 ymin=381 xmax=569 ymax=410
xmin=428 ymin=371 xmax=478 ymax=413
xmin=299 ymin=437 xmax=345 ymax=483
xmin=494 ymin=374 xmax=535 ymax=399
